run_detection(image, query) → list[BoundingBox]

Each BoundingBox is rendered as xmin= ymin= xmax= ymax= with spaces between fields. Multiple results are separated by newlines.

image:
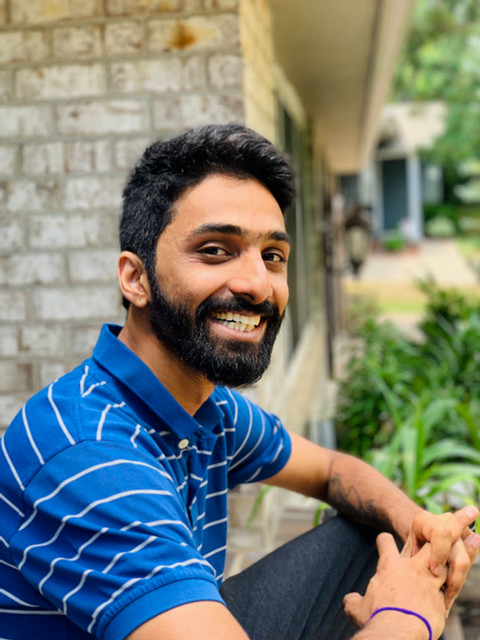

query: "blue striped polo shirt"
xmin=0 ymin=324 xmax=291 ymax=640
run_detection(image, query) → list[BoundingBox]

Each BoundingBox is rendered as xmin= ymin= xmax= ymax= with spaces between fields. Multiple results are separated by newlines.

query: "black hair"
xmin=119 ymin=124 xmax=295 ymax=308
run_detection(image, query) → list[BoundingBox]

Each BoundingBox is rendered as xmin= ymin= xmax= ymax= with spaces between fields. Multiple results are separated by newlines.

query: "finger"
xmin=454 ymin=506 xmax=479 ymax=529
xmin=343 ymin=592 xmax=366 ymax=625
xmin=376 ymin=532 xmax=399 ymax=560
xmin=464 ymin=532 xmax=480 ymax=563
xmin=443 ymin=538 xmax=472 ymax=613
xmin=429 ymin=507 xmax=478 ymax=576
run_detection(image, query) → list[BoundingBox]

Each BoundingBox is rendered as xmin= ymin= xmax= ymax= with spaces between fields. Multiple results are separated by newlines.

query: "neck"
xmin=118 ymin=311 xmax=215 ymax=416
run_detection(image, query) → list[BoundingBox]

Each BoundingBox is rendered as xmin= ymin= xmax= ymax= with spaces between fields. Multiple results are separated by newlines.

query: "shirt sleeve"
xmin=9 ymin=440 xmax=224 ymax=640
xmin=224 ymin=389 xmax=292 ymax=488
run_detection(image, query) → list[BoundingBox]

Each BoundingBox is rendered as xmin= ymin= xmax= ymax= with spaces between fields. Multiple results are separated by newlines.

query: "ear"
xmin=118 ymin=251 xmax=151 ymax=308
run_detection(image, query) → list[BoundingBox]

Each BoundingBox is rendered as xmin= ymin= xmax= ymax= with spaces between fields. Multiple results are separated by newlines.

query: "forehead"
xmin=169 ymin=174 xmax=287 ymax=238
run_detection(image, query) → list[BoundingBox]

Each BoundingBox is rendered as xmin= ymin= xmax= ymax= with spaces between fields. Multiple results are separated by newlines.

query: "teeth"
xmin=211 ymin=312 xmax=261 ymax=332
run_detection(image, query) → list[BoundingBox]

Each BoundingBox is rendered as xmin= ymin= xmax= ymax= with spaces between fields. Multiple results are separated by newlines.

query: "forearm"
xmin=326 ymin=451 xmax=422 ymax=542
xmin=266 ymin=434 xmax=421 ymax=542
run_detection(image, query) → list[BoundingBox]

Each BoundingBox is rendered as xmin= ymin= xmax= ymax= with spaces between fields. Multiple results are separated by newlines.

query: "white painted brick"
xmin=182 ymin=56 xmax=206 ymax=91
xmin=52 ymin=26 xmax=103 ymax=59
xmin=152 ymin=96 xmax=182 ymax=131
xmin=0 ymin=396 xmax=27 ymax=431
xmin=38 ymin=362 xmax=73 ymax=388
xmin=20 ymin=325 xmax=67 ymax=357
xmin=0 ymin=31 xmax=49 ymax=64
xmin=105 ymin=21 xmax=143 ymax=56
xmin=208 ymin=54 xmax=243 ymax=89
xmin=64 ymin=176 xmax=124 ymax=211
xmin=0 ymin=146 xmax=19 ymax=177
xmin=72 ymin=325 xmax=103 ymax=356
xmin=0 ymin=218 xmax=24 ymax=251
xmin=106 ymin=0 xmax=181 ymax=16
xmin=154 ymin=92 xmax=244 ymax=130
xmin=204 ymin=0 xmax=238 ymax=8
xmin=147 ymin=15 xmax=239 ymax=53
xmin=0 ymin=253 xmax=65 ymax=286
xmin=0 ymin=327 xmax=19 ymax=358
xmin=0 ymin=70 xmax=12 ymax=103
xmin=115 ymin=136 xmax=150 ymax=170
xmin=5 ymin=179 xmax=59 ymax=213
xmin=184 ymin=0 xmax=203 ymax=11
xmin=0 ymin=105 xmax=52 ymax=139
xmin=69 ymin=249 xmax=118 ymax=283
xmin=10 ymin=0 xmax=100 ymax=25
xmin=28 ymin=213 xmax=119 ymax=249
xmin=56 ymin=100 xmax=148 ymax=136
xmin=111 ymin=58 xmax=183 ymax=93
xmin=112 ymin=57 xmax=205 ymax=93
xmin=0 ymin=362 xmax=33 ymax=393
xmin=33 ymin=286 xmax=121 ymax=321
xmin=16 ymin=64 xmax=107 ymax=100
xmin=64 ymin=140 xmax=111 ymax=173
xmin=22 ymin=142 xmax=64 ymax=175
xmin=0 ymin=291 xmax=27 ymax=322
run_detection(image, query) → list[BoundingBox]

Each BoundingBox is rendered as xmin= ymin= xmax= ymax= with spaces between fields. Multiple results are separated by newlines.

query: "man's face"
xmin=148 ymin=174 xmax=290 ymax=387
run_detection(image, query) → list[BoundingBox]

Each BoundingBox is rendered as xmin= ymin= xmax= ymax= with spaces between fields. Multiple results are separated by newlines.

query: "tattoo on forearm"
xmin=329 ymin=472 xmax=393 ymax=532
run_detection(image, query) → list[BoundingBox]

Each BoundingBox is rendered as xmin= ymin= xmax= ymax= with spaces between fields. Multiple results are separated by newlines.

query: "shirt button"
xmin=178 ymin=438 xmax=189 ymax=450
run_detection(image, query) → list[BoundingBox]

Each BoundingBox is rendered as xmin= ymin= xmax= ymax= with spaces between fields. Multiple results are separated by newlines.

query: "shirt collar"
xmin=92 ymin=324 xmax=224 ymax=438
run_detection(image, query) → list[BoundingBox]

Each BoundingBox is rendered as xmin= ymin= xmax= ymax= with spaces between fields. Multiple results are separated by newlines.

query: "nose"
xmin=227 ymin=251 xmax=273 ymax=304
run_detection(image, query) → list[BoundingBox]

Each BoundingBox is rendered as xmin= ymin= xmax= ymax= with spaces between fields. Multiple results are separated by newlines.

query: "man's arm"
xmin=266 ymin=432 xmax=421 ymax=539
xmin=126 ymin=601 xmax=249 ymax=640
xmin=266 ymin=432 xmax=480 ymax=608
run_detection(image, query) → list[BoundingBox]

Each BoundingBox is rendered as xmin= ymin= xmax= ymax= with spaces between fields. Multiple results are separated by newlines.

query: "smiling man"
xmin=0 ymin=125 xmax=479 ymax=640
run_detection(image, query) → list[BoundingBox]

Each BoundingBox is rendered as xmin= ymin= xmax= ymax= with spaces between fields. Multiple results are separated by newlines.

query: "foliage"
xmin=381 ymin=229 xmax=406 ymax=252
xmin=423 ymin=203 xmax=462 ymax=230
xmin=336 ymin=279 xmax=480 ymax=511
xmin=393 ymin=0 xmax=480 ymax=200
xmin=424 ymin=216 xmax=457 ymax=237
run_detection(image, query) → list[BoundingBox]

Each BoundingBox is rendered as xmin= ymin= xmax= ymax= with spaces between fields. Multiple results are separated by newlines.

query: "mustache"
xmin=196 ymin=295 xmax=280 ymax=320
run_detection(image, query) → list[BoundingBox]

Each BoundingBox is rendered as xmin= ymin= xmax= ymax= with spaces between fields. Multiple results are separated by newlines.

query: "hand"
xmin=344 ymin=533 xmax=447 ymax=639
xmin=403 ymin=506 xmax=480 ymax=611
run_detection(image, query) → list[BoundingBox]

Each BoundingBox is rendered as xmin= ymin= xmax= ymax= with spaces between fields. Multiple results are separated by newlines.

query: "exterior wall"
xmin=238 ymin=0 xmax=275 ymax=142
xmin=0 ymin=0 xmax=247 ymax=430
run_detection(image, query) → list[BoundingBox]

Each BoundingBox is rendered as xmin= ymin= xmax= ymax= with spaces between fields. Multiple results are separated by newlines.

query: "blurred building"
xmin=341 ymin=101 xmax=447 ymax=244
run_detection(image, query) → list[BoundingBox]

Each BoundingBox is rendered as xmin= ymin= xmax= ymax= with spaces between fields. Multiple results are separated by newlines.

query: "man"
xmin=0 ymin=124 xmax=478 ymax=640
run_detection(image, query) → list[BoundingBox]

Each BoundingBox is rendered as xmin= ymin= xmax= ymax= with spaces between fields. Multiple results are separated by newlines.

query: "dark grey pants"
xmin=220 ymin=517 xmax=379 ymax=640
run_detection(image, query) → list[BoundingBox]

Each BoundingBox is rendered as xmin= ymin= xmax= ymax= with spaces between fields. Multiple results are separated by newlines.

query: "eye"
xmin=198 ymin=245 xmax=230 ymax=257
xmin=263 ymin=251 xmax=287 ymax=264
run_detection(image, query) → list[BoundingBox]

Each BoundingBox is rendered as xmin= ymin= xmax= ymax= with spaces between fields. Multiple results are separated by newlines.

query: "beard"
xmin=148 ymin=279 xmax=284 ymax=387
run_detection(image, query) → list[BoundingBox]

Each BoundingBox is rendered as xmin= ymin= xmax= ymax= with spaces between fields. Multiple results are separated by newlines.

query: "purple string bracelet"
xmin=370 ymin=607 xmax=433 ymax=640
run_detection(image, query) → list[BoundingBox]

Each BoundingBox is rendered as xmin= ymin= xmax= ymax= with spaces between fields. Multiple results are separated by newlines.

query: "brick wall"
xmin=0 ymin=0 xmax=257 ymax=430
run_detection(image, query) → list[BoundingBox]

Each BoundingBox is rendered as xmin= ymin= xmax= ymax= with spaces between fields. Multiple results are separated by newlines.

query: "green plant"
xmin=381 ymin=229 xmax=406 ymax=252
xmin=424 ymin=216 xmax=457 ymax=238
xmin=336 ymin=280 xmax=480 ymax=511
xmin=367 ymin=394 xmax=480 ymax=512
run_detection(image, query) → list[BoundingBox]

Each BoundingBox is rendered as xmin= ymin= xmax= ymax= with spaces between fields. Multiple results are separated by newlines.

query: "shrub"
xmin=381 ymin=229 xmax=406 ymax=252
xmin=424 ymin=216 xmax=457 ymax=238
xmin=335 ymin=280 xmax=480 ymax=511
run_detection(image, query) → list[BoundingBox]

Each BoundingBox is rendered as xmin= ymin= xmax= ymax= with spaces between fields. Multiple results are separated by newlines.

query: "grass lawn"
xmin=456 ymin=234 xmax=480 ymax=258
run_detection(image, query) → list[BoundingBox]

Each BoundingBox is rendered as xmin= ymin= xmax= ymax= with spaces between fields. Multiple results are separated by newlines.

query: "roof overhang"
xmin=270 ymin=0 xmax=415 ymax=174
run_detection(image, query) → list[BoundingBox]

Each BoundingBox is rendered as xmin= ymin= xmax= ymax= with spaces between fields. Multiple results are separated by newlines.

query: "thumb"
xmin=455 ymin=505 xmax=479 ymax=530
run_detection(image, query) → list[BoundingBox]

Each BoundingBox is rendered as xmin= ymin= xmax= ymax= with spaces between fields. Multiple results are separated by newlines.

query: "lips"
xmin=210 ymin=311 xmax=262 ymax=333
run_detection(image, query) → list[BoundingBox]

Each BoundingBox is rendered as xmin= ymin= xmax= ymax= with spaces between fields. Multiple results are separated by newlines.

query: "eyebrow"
xmin=189 ymin=223 xmax=291 ymax=245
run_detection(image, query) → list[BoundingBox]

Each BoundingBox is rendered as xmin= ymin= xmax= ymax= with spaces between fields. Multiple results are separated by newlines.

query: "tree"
xmin=393 ymin=0 xmax=480 ymax=196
